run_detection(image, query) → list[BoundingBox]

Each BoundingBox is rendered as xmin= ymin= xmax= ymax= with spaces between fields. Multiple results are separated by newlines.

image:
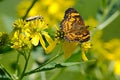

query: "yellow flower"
xmin=11 ymin=17 xmax=57 ymax=54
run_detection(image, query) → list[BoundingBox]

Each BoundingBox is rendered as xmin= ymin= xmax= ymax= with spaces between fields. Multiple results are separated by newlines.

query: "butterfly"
xmin=60 ymin=8 xmax=90 ymax=43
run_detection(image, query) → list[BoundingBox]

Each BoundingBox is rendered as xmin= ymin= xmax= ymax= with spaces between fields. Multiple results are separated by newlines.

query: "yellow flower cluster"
xmin=11 ymin=17 xmax=57 ymax=53
xmin=92 ymin=31 xmax=120 ymax=75
xmin=17 ymin=0 xmax=75 ymax=26
xmin=104 ymin=39 xmax=120 ymax=75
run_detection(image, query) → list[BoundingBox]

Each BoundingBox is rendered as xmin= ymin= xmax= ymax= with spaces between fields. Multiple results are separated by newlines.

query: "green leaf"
xmin=37 ymin=62 xmax=82 ymax=72
xmin=36 ymin=61 xmax=96 ymax=72
xmin=25 ymin=60 xmax=96 ymax=76
xmin=0 ymin=64 xmax=12 ymax=80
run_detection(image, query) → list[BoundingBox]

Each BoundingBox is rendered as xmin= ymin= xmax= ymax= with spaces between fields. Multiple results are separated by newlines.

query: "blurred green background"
xmin=0 ymin=0 xmax=120 ymax=80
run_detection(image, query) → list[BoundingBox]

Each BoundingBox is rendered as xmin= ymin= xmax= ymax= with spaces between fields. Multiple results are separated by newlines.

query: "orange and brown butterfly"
xmin=59 ymin=8 xmax=90 ymax=43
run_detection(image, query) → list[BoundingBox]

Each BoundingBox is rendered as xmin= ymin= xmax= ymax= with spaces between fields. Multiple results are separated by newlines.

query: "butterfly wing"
xmin=60 ymin=8 xmax=84 ymax=32
xmin=60 ymin=8 xmax=90 ymax=43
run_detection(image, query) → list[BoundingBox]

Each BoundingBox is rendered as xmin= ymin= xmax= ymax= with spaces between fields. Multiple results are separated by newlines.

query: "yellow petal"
xmin=82 ymin=50 xmax=88 ymax=61
xmin=114 ymin=60 xmax=120 ymax=75
xmin=81 ymin=42 xmax=91 ymax=51
xmin=63 ymin=41 xmax=78 ymax=59
xmin=14 ymin=30 xmax=19 ymax=39
xmin=45 ymin=40 xmax=58 ymax=54
xmin=38 ymin=33 xmax=46 ymax=50
xmin=81 ymin=42 xmax=90 ymax=61
xmin=42 ymin=31 xmax=53 ymax=44
xmin=31 ymin=34 xmax=39 ymax=46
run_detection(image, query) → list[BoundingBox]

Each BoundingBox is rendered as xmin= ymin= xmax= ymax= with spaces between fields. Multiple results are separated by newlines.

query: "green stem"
xmin=19 ymin=52 xmax=31 ymax=80
xmin=97 ymin=10 xmax=120 ymax=30
xmin=24 ymin=44 xmax=63 ymax=76
xmin=22 ymin=0 xmax=38 ymax=20
xmin=101 ymin=0 xmax=117 ymax=22
xmin=14 ymin=53 xmax=20 ymax=79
